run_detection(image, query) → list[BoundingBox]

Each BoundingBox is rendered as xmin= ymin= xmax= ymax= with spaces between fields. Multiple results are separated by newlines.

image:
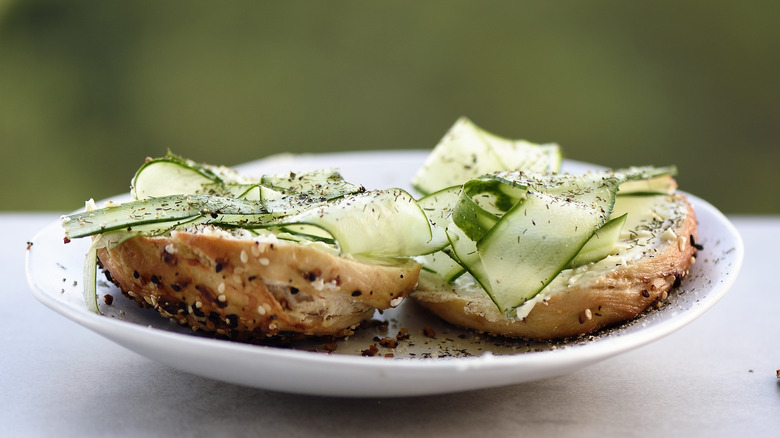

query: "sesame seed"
xmin=218 ymin=282 xmax=226 ymax=294
xmin=259 ymin=257 xmax=270 ymax=266
xmin=240 ymin=250 xmax=248 ymax=263
xmin=218 ymin=294 xmax=226 ymax=302
xmin=257 ymin=305 xmax=266 ymax=315
xmin=579 ymin=308 xmax=592 ymax=324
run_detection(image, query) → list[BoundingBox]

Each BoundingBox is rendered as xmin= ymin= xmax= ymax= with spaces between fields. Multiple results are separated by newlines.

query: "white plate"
xmin=26 ymin=151 xmax=743 ymax=397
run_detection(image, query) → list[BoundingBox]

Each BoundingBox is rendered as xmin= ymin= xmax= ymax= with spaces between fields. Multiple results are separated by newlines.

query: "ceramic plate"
xmin=26 ymin=151 xmax=743 ymax=397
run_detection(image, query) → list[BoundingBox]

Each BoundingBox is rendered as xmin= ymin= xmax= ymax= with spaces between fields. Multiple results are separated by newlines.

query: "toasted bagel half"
xmin=98 ymin=227 xmax=420 ymax=340
xmin=411 ymin=193 xmax=697 ymax=340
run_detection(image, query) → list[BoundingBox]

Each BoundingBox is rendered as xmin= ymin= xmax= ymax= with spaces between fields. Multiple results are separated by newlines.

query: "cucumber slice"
xmin=473 ymin=121 xmax=562 ymax=174
xmin=618 ymin=173 xmax=677 ymax=196
xmin=475 ymin=187 xmax=615 ymax=316
xmin=417 ymin=185 xmax=462 ymax=251
xmin=412 ymin=118 xmax=504 ymax=196
xmin=132 ymin=158 xmax=217 ymax=200
xmin=444 ymin=168 xmax=677 ymax=317
xmin=133 ymin=155 xmax=363 ymax=207
xmin=416 ymin=186 xmax=465 ymax=279
xmin=452 ymin=178 xmax=527 ymax=241
xmin=567 ymin=213 xmax=627 ymax=268
xmin=445 ymin=225 xmax=491 ymax=291
xmin=273 ymin=224 xmax=336 ymax=244
xmin=261 ymin=168 xmax=362 ymax=199
xmin=272 ymin=189 xmax=435 ymax=257
xmin=412 ymin=117 xmax=561 ymax=195
xmin=132 ymin=154 xmax=254 ymax=200
xmin=62 ymin=194 xmax=270 ymax=239
xmin=417 ymin=249 xmax=464 ymax=281
xmin=64 ymin=188 xmax=435 ymax=258
xmin=258 ymin=186 xmax=325 ymax=216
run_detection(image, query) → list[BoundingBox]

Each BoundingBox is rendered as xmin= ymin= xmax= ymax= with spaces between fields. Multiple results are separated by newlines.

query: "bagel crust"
xmin=412 ymin=194 xmax=697 ymax=340
xmin=98 ymin=228 xmax=420 ymax=340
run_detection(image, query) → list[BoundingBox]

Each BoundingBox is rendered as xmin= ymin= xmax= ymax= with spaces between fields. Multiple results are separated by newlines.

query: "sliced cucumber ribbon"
xmin=411 ymin=117 xmax=562 ymax=196
xmin=452 ymin=178 xmax=526 ymax=242
xmin=62 ymin=194 xmax=271 ymax=239
xmin=425 ymin=166 xmax=676 ymax=317
xmin=132 ymin=153 xmax=363 ymax=202
xmin=475 ymin=187 xmax=615 ymax=315
xmin=269 ymin=189 xmax=434 ymax=257
xmin=63 ymin=189 xmax=436 ymax=257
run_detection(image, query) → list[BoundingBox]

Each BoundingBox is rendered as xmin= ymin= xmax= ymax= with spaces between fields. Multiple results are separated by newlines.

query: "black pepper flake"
xmin=133 ymin=271 xmax=140 ymax=279
xmin=690 ymin=234 xmax=704 ymax=251
xmin=641 ymin=289 xmax=650 ymax=298
xmin=352 ymin=290 xmax=362 ymax=297
xmin=150 ymin=275 xmax=161 ymax=285
xmin=103 ymin=294 xmax=114 ymax=305
xmin=215 ymin=263 xmax=223 ymax=273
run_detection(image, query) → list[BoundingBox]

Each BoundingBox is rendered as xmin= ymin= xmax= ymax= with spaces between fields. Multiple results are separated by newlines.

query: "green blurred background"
xmin=1 ymin=0 xmax=778 ymax=213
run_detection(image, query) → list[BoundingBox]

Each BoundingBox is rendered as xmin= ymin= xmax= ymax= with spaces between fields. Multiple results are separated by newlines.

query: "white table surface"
xmin=4 ymin=213 xmax=779 ymax=437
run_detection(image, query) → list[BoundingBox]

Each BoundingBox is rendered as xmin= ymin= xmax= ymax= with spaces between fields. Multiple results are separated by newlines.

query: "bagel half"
xmin=411 ymin=193 xmax=697 ymax=340
xmin=98 ymin=226 xmax=420 ymax=340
